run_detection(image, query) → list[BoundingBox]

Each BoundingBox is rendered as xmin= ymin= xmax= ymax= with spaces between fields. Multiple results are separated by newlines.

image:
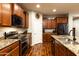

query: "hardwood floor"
xmin=26 ymin=42 xmax=53 ymax=56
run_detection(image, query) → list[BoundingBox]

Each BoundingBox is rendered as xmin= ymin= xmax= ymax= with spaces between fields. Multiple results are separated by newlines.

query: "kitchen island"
xmin=51 ymin=35 xmax=79 ymax=56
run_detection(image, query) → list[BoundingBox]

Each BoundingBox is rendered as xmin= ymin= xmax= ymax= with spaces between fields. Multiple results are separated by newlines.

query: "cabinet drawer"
xmin=0 ymin=53 xmax=7 ymax=56
xmin=6 ymin=46 xmax=19 ymax=56
xmin=0 ymin=41 xmax=19 ymax=53
xmin=0 ymin=47 xmax=10 ymax=53
xmin=9 ymin=41 xmax=19 ymax=49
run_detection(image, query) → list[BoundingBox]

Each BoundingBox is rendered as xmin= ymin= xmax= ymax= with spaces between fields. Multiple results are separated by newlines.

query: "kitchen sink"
xmin=58 ymin=36 xmax=72 ymax=41
xmin=64 ymin=41 xmax=79 ymax=45
xmin=58 ymin=37 xmax=79 ymax=45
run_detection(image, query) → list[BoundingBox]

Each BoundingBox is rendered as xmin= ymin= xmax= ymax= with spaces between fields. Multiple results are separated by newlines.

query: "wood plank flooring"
xmin=26 ymin=42 xmax=53 ymax=56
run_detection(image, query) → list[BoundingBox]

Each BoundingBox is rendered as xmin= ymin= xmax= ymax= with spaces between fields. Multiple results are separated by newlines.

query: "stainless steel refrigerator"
xmin=56 ymin=23 xmax=68 ymax=35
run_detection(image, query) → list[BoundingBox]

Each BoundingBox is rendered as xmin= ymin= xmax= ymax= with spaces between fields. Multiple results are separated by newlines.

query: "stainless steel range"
xmin=3 ymin=31 xmax=30 ymax=56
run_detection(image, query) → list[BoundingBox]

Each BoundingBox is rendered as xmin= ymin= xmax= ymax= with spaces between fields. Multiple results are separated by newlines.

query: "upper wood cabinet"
xmin=43 ymin=19 xmax=56 ymax=29
xmin=1 ymin=4 xmax=11 ymax=26
xmin=51 ymin=20 xmax=56 ymax=28
xmin=0 ymin=3 xmax=29 ymax=28
xmin=13 ymin=4 xmax=22 ymax=16
xmin=13 ymin=4 xmax=28 ymax=28
xmin=47 ymin=20 xmax=52 ymax=29
xmin=25 ymin=13 xmax=29 ymax=28
xmin=43 ymin=19 xmax=48 ymax=29
xmin=56 ymin=17 xmax=68 ymax=24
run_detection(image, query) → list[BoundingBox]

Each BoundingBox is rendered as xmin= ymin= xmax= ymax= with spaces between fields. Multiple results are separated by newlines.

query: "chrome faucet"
xmin=69 ymin=28 xmax=76 ymax=41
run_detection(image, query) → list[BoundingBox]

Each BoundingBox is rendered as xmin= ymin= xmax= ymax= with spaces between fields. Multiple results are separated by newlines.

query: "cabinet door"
xmin=51 ymin=20 xmax=56 ymax=28
xmin=51 ymin=38 xmax=55 ymax=56
xmin=20 ymin=10 xmax=25 ymax=28
xmin=67 ymin=49 xmax=76 ymax=56
xmin=43 ymin=20 xmax=46 ymax=28
xmin=55 ymin=40 xmax=67 ymax=56
xmin=2 ymin=4 xmax=11 ymax=26
xmin=55 ymin=40 xmax=61 ymax=56
xmin=13 ymin=4 xmax=21 ymax=16
xmin=43 ymin=20 xmax=48 ymax=29
xmin=47 ymin=20 xmax=52 ymax=29
xmin=6 ymin=46 xmax=19 ymax=56
xmin=0 ymin=41 xmax=19 ymax=53
xmin=14 ymin=4 xmax=27 ymax=28
xmin=43 ymin=33 xmax=52 ymax=42
xmin=25 ymin=13 xmax=29 ymax=28
xmin=43 ymin=19 xmax=56 ymax=29
xmin=57 ymin=17 xmax=67 ymax=24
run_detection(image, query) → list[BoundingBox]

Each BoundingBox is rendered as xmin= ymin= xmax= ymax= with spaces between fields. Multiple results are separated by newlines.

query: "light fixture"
xmin=36 ymin=4 xmax=40 ymax=8
xmin=52 ymin=9 xmax=56 ymax=12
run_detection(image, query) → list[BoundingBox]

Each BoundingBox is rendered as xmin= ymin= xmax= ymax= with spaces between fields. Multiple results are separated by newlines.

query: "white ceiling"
xmin=19 ymin=3 xmax=79 ymax=15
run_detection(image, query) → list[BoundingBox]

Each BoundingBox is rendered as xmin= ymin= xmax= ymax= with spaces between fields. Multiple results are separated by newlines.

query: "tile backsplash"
xmin=0 ymin=27 xmax=26 ymax=37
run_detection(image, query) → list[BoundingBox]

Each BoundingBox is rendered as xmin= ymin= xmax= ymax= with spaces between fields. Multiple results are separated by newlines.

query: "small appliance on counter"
xmin=4 ymin=31 xmax=18 ymax=39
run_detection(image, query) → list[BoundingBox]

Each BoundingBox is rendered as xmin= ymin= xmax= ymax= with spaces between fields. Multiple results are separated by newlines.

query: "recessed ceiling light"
xmin=36 ymin=4 xmax=40 ymax=8
xmin=52 ymin=9 xmax=56 ymax=12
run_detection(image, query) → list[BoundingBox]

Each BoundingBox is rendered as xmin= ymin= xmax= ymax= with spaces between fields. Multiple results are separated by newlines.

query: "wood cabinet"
xmin=1 ymin=4 xmax=11 ymax=26
xmin=51 ymin=38 xmax=76 ymax=56
xmin=51 ymin=37 xmax=55 ymax=56
xmin=12 ymin=4 xmax=28 ymax=28
xmin=47 ymin=20 xmax=52 ymax=29
xmin=25 ymin=13 xmax=29 ymax=28
xmin=0 ymin=41 xmax=19 ymax=56
xmin=67 ymin=48 xmax=76 ymax=56
xmin=51 ymin=20 xmax=56 ymax=28
xmin=0 ymin=4 xmax=2 ymax=24
xmin=13 ymin=4 xmax=21 ymax=16
xmin=0 ymin=3 xmax=29 ymax=28
xmin=56 ymin=17 xmax=68 ymax=24
xmin=55 ymin=40 xmax=67 ymax=56
xmin=13 ymin=4 xmax=25 ymax=27
xmin=43 ymin=20 xmax=48 ymax=29
xmin=43 ymin=33 xmax=52 ymax=42
xmin=43 ymin=17 xmax=67 ymax=29
xmin=43 ymin=19 xmax=56 ymax=29
xmin=6 ymin=46 xmax=19 ymax=56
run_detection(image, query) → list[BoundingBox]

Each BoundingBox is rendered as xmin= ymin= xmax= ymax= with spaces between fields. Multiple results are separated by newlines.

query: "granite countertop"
xmin=0 ymin=38 xmax=19 ymax=50
xmin=51 ymin=35 xmax=79 ymax=56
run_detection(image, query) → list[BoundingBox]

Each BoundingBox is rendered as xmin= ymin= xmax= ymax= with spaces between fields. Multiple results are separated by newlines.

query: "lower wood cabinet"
xmin=51 ymin=38 xmax=76 ymax=56
xmin=43 ymin=33 xmax=52 ymax=42
xmin=0 ymin=41 xmax=19 ymax=56
xmin=1 ymin=4 xmax=11 ymax=26
xmin=6 ymin=46 xmax=19 ymax=56
xmin=55 ymin=40 xmax=67 ymax=56
xmin=51 ymin=37 xmax=55 ymax=56
xmin=67 ymin=48 xmax=76 ymax=56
